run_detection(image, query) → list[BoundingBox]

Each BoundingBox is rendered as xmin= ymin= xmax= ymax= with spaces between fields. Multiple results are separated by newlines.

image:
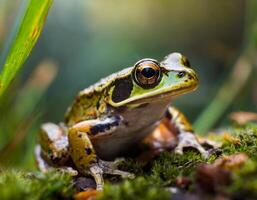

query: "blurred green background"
xmin=0 ymin=0 xmax=256 ymax=169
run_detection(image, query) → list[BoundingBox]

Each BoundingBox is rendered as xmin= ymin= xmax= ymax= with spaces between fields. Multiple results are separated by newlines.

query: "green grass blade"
xmin=0 ymin=0 xmax=53 ymax=97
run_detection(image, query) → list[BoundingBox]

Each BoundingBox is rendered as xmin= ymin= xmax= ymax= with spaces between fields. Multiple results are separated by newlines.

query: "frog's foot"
xmin=99 ymin=159 xmax=135 ymax=178
xmin=99 ymin=158 xmax=125 ymax=169
xmin=88 ymin=159 xmax=135 ymax=191
xmin=175 ymin=132 xmax=209 ymax=159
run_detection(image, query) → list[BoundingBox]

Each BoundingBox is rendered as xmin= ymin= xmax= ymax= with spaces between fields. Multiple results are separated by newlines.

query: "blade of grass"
xmin=194 ymin=53 xmax=254 ymax=134
xmin=0 ymin=0 xmax=53 ymax=97
xmin=193 ymin=0 xmax=257 ymax=134
xmin=0 ymin=60 xmax=58 ymax=166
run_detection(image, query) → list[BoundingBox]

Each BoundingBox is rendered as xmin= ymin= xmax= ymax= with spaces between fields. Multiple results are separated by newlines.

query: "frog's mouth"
xmin=127 ymin=83 xmax=198 ymax=106
xmin=108 ymin=81 xmax=198 ymax=107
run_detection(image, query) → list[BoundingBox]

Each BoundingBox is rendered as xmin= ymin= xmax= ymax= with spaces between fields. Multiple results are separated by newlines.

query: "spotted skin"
xmin=36 ymin=117 xmax=134 ymax=190
xmin=36 ymin=53 xmax=209 ymax=191
xmin=68 ymin=122 xmax=97 ymax=171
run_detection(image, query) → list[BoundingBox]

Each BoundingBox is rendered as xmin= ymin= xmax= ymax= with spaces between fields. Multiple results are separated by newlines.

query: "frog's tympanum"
xmin=35 ymin=53 xmax=208 ymax=190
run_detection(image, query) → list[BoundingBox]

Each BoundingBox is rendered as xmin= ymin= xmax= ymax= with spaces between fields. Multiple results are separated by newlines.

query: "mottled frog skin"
xmin=35 ymin=53 xmax=208 ymax=190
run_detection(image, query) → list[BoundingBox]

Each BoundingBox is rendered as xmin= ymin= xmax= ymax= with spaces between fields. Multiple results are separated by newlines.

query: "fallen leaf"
xmin=196 ymin=153 xmax=249 ymax=194
xmin=229 ymin=111 xmax=257 ymax=125
xmin=213 ymin=153 xmax=249 ymax=171
xmin=196 ymin=164 xmax=230 ymax=193
xmin=74 ymin=189 xmax=99 ymax=200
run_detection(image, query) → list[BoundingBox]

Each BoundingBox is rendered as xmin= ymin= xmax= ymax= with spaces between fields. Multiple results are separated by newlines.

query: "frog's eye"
xmin=181 ymin=56 xmax=191 ymax=68
xmin=133 ymin=59 xmax=162 ymax=89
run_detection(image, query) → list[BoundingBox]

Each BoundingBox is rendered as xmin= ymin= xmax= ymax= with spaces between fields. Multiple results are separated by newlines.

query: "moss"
xmin=222 ymin=124 xmax=257 ymax=160
xmin=1 ymin=124 xmax=257 ymax=199
xmin=149 ymin=151 xmax=217 ymax=186
xmin=0 ymin=169 xmax=75 ymax=200
xmin=118 ymin=158 xmax=145 ymax=176
xmin=96 ymin=177 xmax=171 ymax=200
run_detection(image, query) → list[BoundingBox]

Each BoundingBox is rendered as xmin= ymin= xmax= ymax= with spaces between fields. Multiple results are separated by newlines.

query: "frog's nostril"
xmin=177 ymin=71 xmax=186 ymax=78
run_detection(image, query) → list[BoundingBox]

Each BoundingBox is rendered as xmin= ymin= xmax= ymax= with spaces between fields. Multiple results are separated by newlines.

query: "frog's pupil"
xmin=141 ymin=67 xmax=156 ymax=78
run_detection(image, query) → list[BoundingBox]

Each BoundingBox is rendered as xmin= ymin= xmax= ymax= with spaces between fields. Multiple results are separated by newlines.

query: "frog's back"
xmin=64 ymin=67 xmax=133 ymax=126
xmin=64 ymin=90 xmax=103 ymax=126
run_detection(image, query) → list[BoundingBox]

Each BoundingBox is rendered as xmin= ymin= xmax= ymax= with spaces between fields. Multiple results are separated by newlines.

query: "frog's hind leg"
xmin=68 ymin=117 xmax=135 ymax=190
xmin=38 ymin=123 xmax=70 ymax=165
xmin=36 ymin=123 xmax=78 ymax=175
xmin=35 ymin=144 xmax=50 ymax=173
xmin=164 ymin=106 xmax=209 ymax=158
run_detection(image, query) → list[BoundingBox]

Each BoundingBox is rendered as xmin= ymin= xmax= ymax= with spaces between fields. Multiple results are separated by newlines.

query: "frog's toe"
xmin=99 ymin=158 xmax=125 ymax=169
xmin=121 ymin=171 xmax=135 ymax=179
xmin=174 ymin=145 xmax=184 ymax=155
xmin=175 ymin=132 xmax=209 ymax=159
xmin=89 ymin=160 xmax=135 ymax=190
xmin=113 ymin=158 xmax=125 ymax=166
xmin=106 ymin=168 xmax=135 ymax=179
xmin=89 ymin=165 xmax=104 ymax=191
xmin=98 ymin=159 xmax=135 ymax=179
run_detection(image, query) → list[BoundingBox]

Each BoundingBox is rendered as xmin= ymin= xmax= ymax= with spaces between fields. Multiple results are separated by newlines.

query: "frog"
xmin=35 ymin=53 xmax=208 ymax=190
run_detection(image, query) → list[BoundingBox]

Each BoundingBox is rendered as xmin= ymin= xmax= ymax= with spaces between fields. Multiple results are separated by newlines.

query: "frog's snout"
xmin=177 ymin=69 xmax=198 ymax=82
xmin=175 ymin=69 xmax=199 ymax=92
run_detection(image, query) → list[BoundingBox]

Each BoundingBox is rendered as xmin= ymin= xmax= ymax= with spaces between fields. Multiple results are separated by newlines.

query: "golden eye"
xmin=132 ymin=59 xmax=161 ymax=89
xmin=181 ymin=55 xmax=191 ymax=67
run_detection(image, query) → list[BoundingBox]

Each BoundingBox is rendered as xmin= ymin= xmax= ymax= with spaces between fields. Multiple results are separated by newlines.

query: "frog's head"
xmin=107 ymin=53 xmax=199 ymax=107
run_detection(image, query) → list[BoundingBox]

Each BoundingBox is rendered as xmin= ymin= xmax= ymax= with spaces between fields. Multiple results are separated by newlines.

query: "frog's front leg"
xmin=68 ymin=116 xmax=134 ymax=191
xmin=164 ymin=106 xmax=209 ymax=159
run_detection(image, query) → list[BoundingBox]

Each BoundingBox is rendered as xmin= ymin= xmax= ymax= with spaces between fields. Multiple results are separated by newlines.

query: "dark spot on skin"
xmin=188 ymin=74 xmax=193 ymax=80
xmin=112 ymin=76 xmax=133 ymax=103
xmin=181 ymin=56 xmax=191 ymax=67
xmin=78 ymin=133 xmax=82 ymax=138
xmin=96 ymin=100 xmax=100 ymax=109
xmin=90 ymin=116 xmax=121 ymax=135
xmin=78 ymin=156 xmax=83 ymax=161
xmin=76 ymin=98 xmax=81 ymax=103
xmin=185 ymin=80 xmax=188 ymax=82
xmin=113 ymin=115 xmax=121 ymax=126
xmin=85 ymin=148 xmax=92 ymax=155
xmin=90 ymin=124 xmax=109 ymax=135
xmin=165 ymin=110 xmax=173 ymax=120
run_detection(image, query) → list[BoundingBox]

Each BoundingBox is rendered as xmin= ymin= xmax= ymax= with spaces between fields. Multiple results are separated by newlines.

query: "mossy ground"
xmin=0 ymin=123 xmax=257 ymax=200
xmin=0 ymin=170 xmax=75 ymax=200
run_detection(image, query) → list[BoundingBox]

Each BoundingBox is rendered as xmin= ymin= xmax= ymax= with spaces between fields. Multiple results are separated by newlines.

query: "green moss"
xmin=150 ymin=151 xmax=217 ymax=185
xmin=0 ymin=169 xmax=75 ymax=200
xmin=119 ymin=158 xmax=145 ymax=176
xmin=1 ymin=124 xmax=257 ymax=199
xmin=222 ymin=124 xmax=257 ymax=160
xmin=96 ymin=177 xmax=171 ymax=200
